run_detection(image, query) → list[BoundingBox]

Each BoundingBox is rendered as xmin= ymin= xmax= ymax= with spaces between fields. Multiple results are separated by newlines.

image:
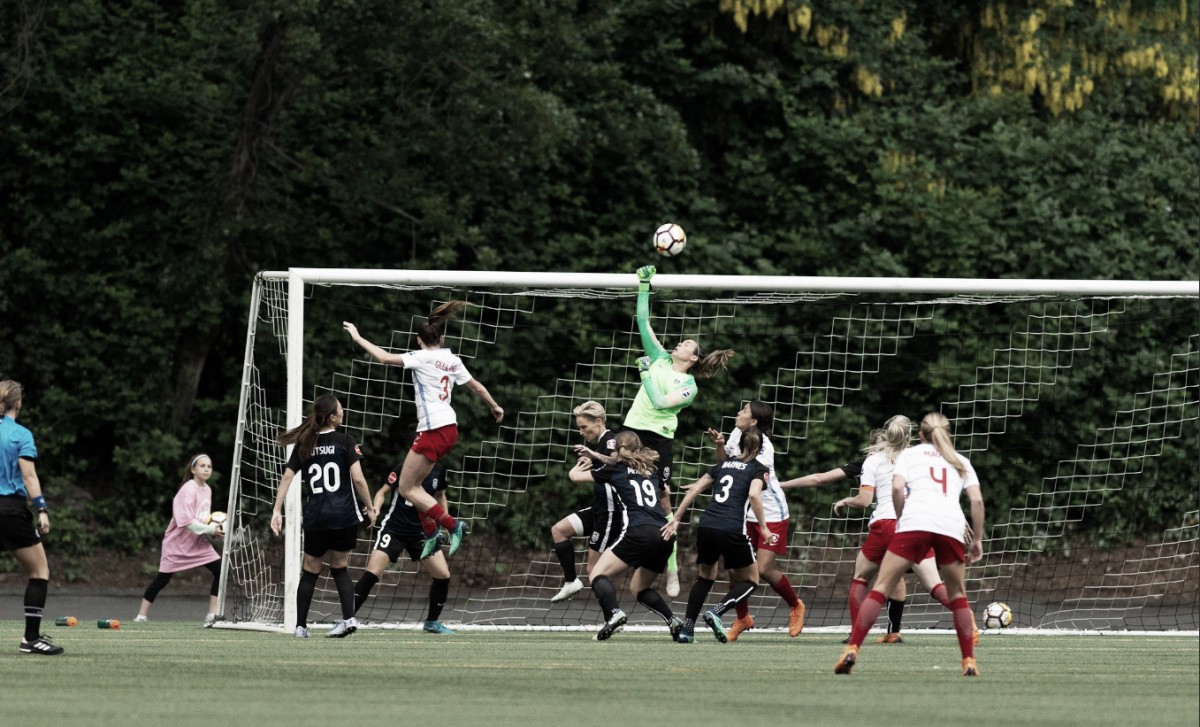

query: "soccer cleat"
xmin=19 ymin=635 xmax=64 ymax=655
xmin=834 ymin=645 xmax=859 ymax=675
xmin=594 ymin=609 xmax=627 ymax=641
xmin=133 ymin=614 xmax=148 ymax=622
xmin=665 ymin=569 xmax=680 ymax=598
xmin=702 ymin=610 xmax=728 ymax=643
xmin=448 ymin=520 xmax=469 ymax=557
xmin=326 ymin=617 xmax=358 ymax=638
xmin=875 ymin=632 xmax=904 ymax=644
xmin=668 ymin=615 xmax=684 ymax=642
xmin=204 ymin=613 xmax=217 ymax=627
xmin=419 ymin=532 xmax=442 ymax=560
xmin=788 ymin=600 xmax=807 ymax=637
xmin=293 ymin=626 xmax=309 ymax=638
xmin=423 ymin=620 xmax=455 ymax=634
xmin=727 ymin=614 xmax=755 ymax=642
xmin=550 ymin=578 xmax=584 ymax=603
xmin=962 ymin=657 xmax=980 ymax=677
xmin=676 ymin=628 xmax=695 ymax=643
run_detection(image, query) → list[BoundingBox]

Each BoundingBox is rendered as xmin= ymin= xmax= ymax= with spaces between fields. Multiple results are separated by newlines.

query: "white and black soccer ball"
xmin=982 ymin=601 xmax=1013 ymax=629
xmin=653 ymin=223 xmax=687 ymax=257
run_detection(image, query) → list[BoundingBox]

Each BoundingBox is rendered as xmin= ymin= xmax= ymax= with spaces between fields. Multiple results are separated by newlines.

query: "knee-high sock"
xmin=330 ymin=567 xmax=355 ymax=620
xmin=353 ymin=571 xmax=380 ymax=614
xmin=428 ymin=577 xmax=450 ymax=622
xmin=553 ymin=541 xmax=577 ymax=583
xmin=735 ymin=599 xmax=750 ymax=619
xmin=929 ymin=582 xmax=953 ymax=608
xmin=848 ymin=578 xmax=870 ymax=625
xmin=850 ymin=590 xmax=886 ymax=647
xmin=636 ymin=588 xmax=674 ymax=623
xmin=951 ymin=596 xmax=976 ymax=658
xmin=591 ymin=575 xmax=621 ymax=618
xmin=771 ymin=574 xmax=800 ymax=608
xmin=425 ymin=503 xmax=457 ymax=531
xmin=686 ymin=577 xmax=715 ymax=625
xmin=713 ymin=581 xmax=757 ymax=617
xmin=886 ymin=598 xmax=905 ymax=633
xmin=24 ymin=578 xmax=48 ymax=641
xmin=296 ymin=570 xmax=319 ymax=628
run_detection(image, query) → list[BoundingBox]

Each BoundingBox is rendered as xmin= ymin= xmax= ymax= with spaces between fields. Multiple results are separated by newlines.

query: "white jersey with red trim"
xmin=400 ymin=348 xmax=474 ymax=431
xmin=893 ymin=442 xmax=979 ymax=540
xmin=859 ymin=451 xmax=898 ymax=525
xmin=725 ymin=428 xmax=788 ymax=523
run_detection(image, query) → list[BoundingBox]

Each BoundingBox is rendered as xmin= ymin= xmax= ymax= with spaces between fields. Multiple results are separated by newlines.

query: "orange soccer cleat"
xmin=875 ymin=632 xmax=904 ymax=644
xmin=727 ymin=614 xmax=755 ymax=642
xmin=834 ymin=645 xmax=859 ymax=675
xmin=788 ymin=601 xmax=807 ymax=637
xmin=962 ymin=657 xmax=980 ymax=677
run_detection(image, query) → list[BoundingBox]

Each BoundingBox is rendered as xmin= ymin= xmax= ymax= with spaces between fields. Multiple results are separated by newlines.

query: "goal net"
xmin=216 ymin=269 xmax=1198 ymax=633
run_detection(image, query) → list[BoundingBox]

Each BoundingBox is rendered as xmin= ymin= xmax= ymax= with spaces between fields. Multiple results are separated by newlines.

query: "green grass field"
xmin=3 ymin=623 xmax=1196 ymax=727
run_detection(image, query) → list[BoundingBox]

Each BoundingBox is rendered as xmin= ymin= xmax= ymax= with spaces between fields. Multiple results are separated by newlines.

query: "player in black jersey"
xmin=548 ymin=401 xmax=620 ymax=603
xmin=353 ymin=449 xmax=457 ymax=634
xmin=271 ymin=395 xmax=377 ymax=639
xmin=662 ymin=426 xmax=774 ymax=643
xmin=569 ymin=431 xmax=680 ymax=641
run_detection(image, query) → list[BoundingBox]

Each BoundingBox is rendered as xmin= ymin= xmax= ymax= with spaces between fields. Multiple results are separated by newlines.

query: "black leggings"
xmin=143 ymin=559 xmax=221 ymax=602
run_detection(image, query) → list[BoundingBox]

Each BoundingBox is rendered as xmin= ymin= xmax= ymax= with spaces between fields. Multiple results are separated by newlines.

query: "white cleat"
xmin=550 ymin=578 xmax=584 ymax=603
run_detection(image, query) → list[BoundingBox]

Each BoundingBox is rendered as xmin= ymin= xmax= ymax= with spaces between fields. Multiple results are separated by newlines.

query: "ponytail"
xmin=614 ymin=430 xmax=659 ymax=476
xmin=869 ymin=414 xmax=912 ymax=463
xmin=277 ymin=394 xmax=341 ymax=461
xmin=694 ymin=349 xmax=735 ymax=380
xmin=919 ymin=412 xmax=966 ymax=478
xmin=417 ymin=300 xmax=469 ymax=346
xmin=736 ymin=426 xmax=763 ymax=463
xmin=0 ymin=380 xmax=22 ymax=416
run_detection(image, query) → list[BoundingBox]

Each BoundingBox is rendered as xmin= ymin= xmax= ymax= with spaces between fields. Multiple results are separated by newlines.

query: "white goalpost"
xmin=216 ymin=269 xmax=1199 ymax=634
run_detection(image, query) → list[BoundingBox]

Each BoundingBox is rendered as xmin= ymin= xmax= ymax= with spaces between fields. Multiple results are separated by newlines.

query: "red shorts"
xmin=411 ymin=424 xmax=458 ymax=462
xmin=861 ymin=520 xmax=935 ymax=564
xmin=747 ymin=520 xmax=789 ymax=555
xmin=887 ymin=530 xmax=964 ymax=566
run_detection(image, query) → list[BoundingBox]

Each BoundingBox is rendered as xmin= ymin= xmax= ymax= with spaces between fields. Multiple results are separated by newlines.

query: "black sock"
xmin=636 ymin=588 xmax=673 ymax=623
xmin=591 ymin=575 xmax=620 ymax=618
xmin=887 ymin=598 xmax=905 ymax=633
xmin=686 ymin=577 xmax=715 ymax=623
xmin=354 ymin=571 xmax=380 ymax=614
xmin=330 ymin=567 xmax=355 ymax=620
xmin=296 ymin=570 xmax=319 ymax=628
xmin=552 ymin=540 xmax=577 ymax=583
xmin=713 ymin=581 xmax=757 ymax=617
xmin=428 ymin=577 xmax=450 ymax=622
xmin=24 ymin=578 xmax=48 ymax=641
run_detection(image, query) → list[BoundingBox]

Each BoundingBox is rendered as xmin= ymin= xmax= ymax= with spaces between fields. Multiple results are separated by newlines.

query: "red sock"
xmin=850 ymin=590 xmax=886 ymax=647
xmin=849 ymin=578 xmax=869 ymax=625
xmin=929 ymin=582 xmax=952 ymax=608
xmin=425 ymin=503 xmax=457 ymax=531
xmin=771 ymin=574 xmax=800 ymax=608
xmin=420 ymin=514 xmax=437 ymax=537
xmin=735 ymin=600 xmax=749 ymax=619
xmin=950 ymin=597 xmax=975 ymax=658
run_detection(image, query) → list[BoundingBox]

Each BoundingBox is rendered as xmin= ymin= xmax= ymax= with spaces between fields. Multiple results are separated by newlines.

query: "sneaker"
xmin=326 ymin=617 xmax=358 ymax=638
xmin=594 ymin=609 xmax=627 ymax=641
xmin=668 ymin=615 xmax=684 ymax=642
xmin=293 ymin=626 xmax=309 ymax=638
xmin=834 ymin=645 xmax=859 ymax=674
xmin=419 ymin=532 xmax=442 ymax=560
xmin=788 ymin=601 xmax=807 ymax=637
xmin=423 ymin=620 xmax=454 ymax=634
xmin=962 ymin=656 xmax=980 ymax=677
xmin=875 ymin=632 xmax=904 ymax=644
xmin=702 ymin=610 xmax=728 ymax=643
xmin=448 ymin=520 xmax=469 ymax=557
xmin=727 ymin=614 xmax=755 ymax=642
xmin=550 ymin=578 xmax=584 ymax=603
xmin=665 ymin=569 xmax=680 ymax=598
xmin=19 ymin=635 xmax=63 ymax=655
xmin=676 ymin=628 xmax=694 ymax=643
xmin=133 ymin=614 xmax=148 ymax=623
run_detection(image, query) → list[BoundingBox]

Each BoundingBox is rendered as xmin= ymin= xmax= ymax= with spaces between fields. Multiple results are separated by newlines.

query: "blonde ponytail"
xmin=919 ymin=412 xmax=966 ymax=478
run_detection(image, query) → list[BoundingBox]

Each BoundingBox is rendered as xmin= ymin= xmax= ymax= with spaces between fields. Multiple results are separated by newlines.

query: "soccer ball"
xmin=982 ymin=601 xmax=1013 ymax=629
xmin=653 ymin=223 xmax=687 ymax=257
xmin=207 ymin=511 xmax=228 ymax=527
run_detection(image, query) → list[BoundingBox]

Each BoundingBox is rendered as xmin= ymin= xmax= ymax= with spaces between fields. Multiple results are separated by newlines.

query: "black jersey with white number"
xmin=699 ymin=459 xmax=770 ymax=533
xmin=588 ymin=429 xmax=619 ymax=514
xmin=591 ymin=463 xmax=665 ymax=529
xmin=285 ymin=430 xmax=365 ymax=531
xmin=376 ymin=463 xmax=448 ymax=540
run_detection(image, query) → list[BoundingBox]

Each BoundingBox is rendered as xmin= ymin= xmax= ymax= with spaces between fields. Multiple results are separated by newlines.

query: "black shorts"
xmin=577 ymin=506 xmax=624 ymax=553
xmin=623 ymin=427 xmax=674 ymax=488
xmin=610 ymin=524 xmax=675 ymax=574
xmin=695 ymin=526 xmax=757 ymax=570
xmin=303 ymin=524 xmax=359 ymax=557
xmin=372 ymin=529 xmax=422 ymax=562
xmin=0 ymin=495 xmax=40 ymax=551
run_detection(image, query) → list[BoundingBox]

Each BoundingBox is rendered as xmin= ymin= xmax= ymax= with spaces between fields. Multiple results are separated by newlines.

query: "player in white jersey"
xmin=702 ymin=401 xmax=806 ymax=640
xmin=836 ymin=412 xmax=985 ymax=678
xmin=343 ymin=301 xmax=504 ymax=560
